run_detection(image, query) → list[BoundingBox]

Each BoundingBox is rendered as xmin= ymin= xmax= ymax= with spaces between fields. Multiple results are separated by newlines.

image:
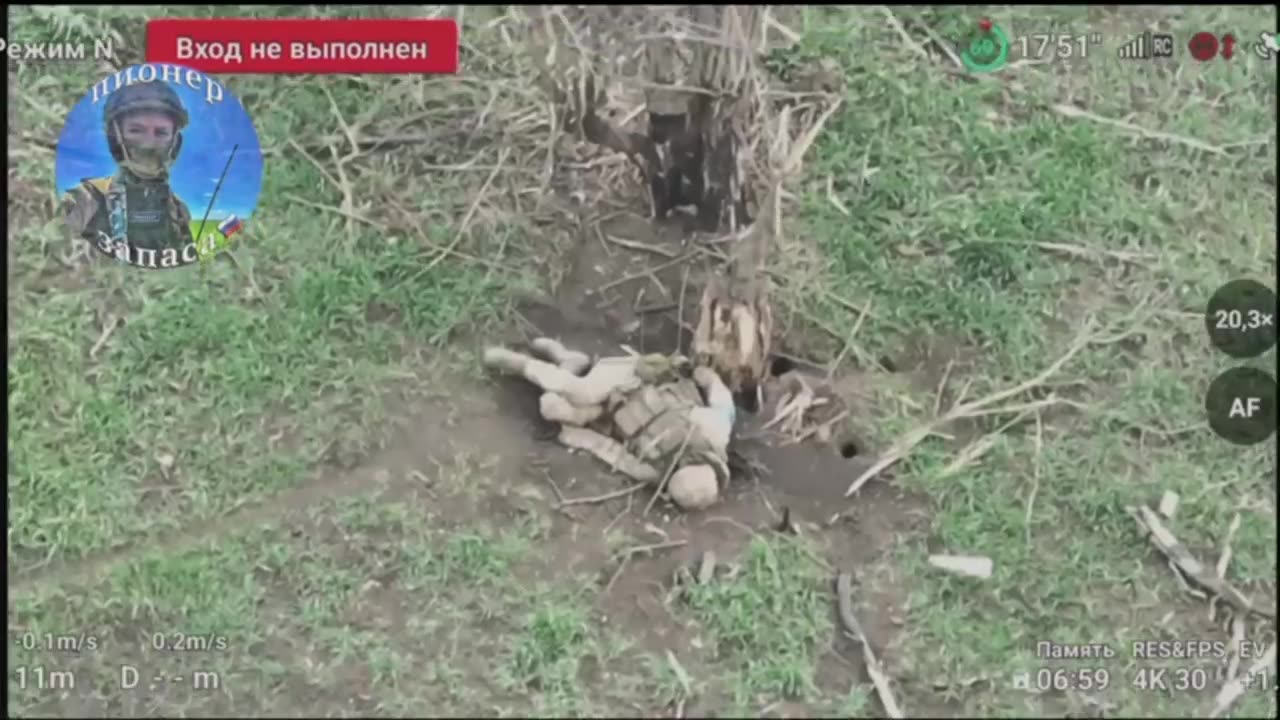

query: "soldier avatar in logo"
xmin=61 ymin=80 xmax=194 ymax=253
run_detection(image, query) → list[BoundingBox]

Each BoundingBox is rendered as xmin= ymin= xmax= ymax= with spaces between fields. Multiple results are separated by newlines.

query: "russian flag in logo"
xmin=217 ymin=214 xmax=244 ymax=239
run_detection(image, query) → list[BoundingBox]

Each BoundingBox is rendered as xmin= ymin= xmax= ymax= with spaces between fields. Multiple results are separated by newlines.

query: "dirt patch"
xmin=497 ymin=197 xmax=930 ymax=524
xmin=476 ymin=206 xmax=934 ymax=713
xmin=889 ymin=331 xmax=981 ymax=390
xmin=539 ymin=212 xmax=705 ymax=353
xmin=12 ymin=197 xmax=936 ymax=717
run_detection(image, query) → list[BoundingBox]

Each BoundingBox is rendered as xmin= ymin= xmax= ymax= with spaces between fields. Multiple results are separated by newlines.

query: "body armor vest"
xmin=81 ymin=171 xmax=188 ymax=251
xmin=611 ymin=378 xmax=731 ymax=484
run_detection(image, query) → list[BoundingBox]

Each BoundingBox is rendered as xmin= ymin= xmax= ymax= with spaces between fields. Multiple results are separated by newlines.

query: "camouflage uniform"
xmin=62 ymin=170 xmax=193 ymax=252
xmin=609 ymin=371 xmax=733 ymax=487
xmin=61 ymin=80 xmax=193 ymax=252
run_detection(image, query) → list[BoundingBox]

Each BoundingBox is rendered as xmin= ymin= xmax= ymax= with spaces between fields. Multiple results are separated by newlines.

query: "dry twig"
xmin=405 ymin=147 xmax=509 ymax=284
xmin=844 ymin=307 xmax=1138 ymax=498
xmin=644 ymin=426 xmax=695 ymax=516
xmin=1215 ymin=513 xmax=1242 ymax=583
xmin=878 ymin=7 xmax=930 ymax=62
xmin=1127 ymin=504 xmax=1274 ymax=621
xmin=557 ymin=483 xmax=647 ymax=508
xmin=597 ymin=253 xmax=696 ymax=293
xmin=602 ymin=234 xmax=678 ymax=258
xmin=835 ymin=572 xmax=904 ymax=718
xmin=88 ymin=314 xmax=121 ymax=360
xmin=1051 ymin=103 xmax=1237 ymax=157
xmin=1025 ymin=412 xmax=1043 ymax=547
xmin=605 ymin=540 xmax=688 ymax=594
xmin=825 ymin=298 xmax=873 ymax=382
xmin=787 ymin=408 xmax=848 ymax=446
xmin=676 ymin=264 xmax=690 ymax=355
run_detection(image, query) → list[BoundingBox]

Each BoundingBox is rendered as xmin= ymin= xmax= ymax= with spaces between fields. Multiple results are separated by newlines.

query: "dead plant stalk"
xmin=844 ymin=309 xmax=1140 ymax=497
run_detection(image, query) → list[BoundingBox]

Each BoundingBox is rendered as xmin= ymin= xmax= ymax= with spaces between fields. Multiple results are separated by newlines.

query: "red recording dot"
xmin=1188 ymin=31 xmax=1218 ymax=62
xmin=979 ymin=18 xmax=993 ymax=32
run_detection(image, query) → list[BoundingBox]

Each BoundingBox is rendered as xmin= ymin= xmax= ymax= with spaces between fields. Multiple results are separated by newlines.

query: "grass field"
xmin=7 ymin=5 xmax=1277 ymax=718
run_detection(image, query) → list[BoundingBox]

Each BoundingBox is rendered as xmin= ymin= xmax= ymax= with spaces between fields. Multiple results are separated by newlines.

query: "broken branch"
xmin=604 ymin=539 xmax=689 ymax=594
xmin=557 ymin=483 xmax=648 ymax=508
xmin=644 ymin=425 xmax=696 ymax=516
xmin=844 ymin=313 xmax=1119 ymax=498
xmin=835 ymin=572 xmax=904 ymax=719
xmin=1127 ymin=504 xmax=1274 ymax=621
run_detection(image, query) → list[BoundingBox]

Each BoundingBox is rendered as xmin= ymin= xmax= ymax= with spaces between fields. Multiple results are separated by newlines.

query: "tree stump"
xmin=680 ymin=6 xmax=775 ymax=408
xmin=553 ymin=5 xmax=776 ymax=406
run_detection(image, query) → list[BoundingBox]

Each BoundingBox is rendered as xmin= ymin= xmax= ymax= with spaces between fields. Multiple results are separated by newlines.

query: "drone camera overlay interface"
xmin=6 ymin=6 xmax=1278 ymax=719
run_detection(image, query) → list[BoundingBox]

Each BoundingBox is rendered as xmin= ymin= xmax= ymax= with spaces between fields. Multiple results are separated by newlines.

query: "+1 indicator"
xmin=962 ymin=19 xmax=1010 ymax=73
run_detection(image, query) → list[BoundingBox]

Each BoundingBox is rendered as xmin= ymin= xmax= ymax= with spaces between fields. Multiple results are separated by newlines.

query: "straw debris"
xmin=528 ymin=6 xmax=843 ymax=397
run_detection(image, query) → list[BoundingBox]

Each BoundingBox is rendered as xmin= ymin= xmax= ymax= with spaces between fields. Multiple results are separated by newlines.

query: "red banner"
xmin=146 ymin=18 xmax=459 ymax=74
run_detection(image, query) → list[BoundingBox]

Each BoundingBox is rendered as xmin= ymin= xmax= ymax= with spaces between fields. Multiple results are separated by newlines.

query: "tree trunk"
xmin=553 ymin=6 xmax=776 ymax=405
xmin=680 ymin=6 xmax=774 ymax=409
xmin=642 ymin=6 xmax=763 ymax=233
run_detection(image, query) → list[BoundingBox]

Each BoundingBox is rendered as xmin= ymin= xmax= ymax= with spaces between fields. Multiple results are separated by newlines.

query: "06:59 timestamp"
xmin=1014 ymin=668 xmax=1111 ymax=692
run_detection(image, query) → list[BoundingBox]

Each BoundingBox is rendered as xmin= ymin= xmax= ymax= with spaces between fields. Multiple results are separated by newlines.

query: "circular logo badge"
xmin=54 ymin=63 xmax=264 ymax=270
xmin=1204 ymin=279 xmax=1277 ymax=359
xmin=960 ymin=20 xmax=1009 ymax=74
xmin=1205 ymin=367 xmax=1277 ymax=446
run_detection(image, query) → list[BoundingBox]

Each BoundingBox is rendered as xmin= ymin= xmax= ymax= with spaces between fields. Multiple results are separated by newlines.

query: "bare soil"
xmin=433 ymin=206 xmax=936 ymax=714
xmin=39 ymin=203 xmax=943 ymax=717
xmin=11 ymin=123 xmax=948 ymax=718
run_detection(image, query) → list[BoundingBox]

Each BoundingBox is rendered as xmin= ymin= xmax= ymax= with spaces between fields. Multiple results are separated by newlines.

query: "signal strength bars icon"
xmin=1118 ymin=31 xmax=1174 ymax=60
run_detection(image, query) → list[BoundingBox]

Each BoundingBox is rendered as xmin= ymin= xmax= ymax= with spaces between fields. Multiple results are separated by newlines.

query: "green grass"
xmin=9 ymin=4 xmax=521 ymax=564
xmin=682 ymin=537 xmax=833 ymax=713
xmin=8 ymin=4 xmax=1277 ymax=719
xmin=779 ymin=5 xmax=1277 ymax=718
xmin=9 ymin=233 xmax=503 ymax=557
xmin=6 ymin=478 xmax=552 ymax=716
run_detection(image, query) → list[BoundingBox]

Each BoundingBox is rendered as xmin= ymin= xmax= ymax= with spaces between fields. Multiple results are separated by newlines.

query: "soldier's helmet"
xmin=103 ymin=80 xmax=190 ymax=162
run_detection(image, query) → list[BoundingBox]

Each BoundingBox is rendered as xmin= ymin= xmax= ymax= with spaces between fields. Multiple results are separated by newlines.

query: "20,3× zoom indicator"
xmin=1205 ymin=279 xmax=1277 ymax=358
xmin=1213 ymin=309 xmax=1273 ymax=332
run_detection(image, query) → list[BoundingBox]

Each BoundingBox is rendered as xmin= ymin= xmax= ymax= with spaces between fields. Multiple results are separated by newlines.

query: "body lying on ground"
xmin=483 ymin=338 xmax=736 ymax=510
